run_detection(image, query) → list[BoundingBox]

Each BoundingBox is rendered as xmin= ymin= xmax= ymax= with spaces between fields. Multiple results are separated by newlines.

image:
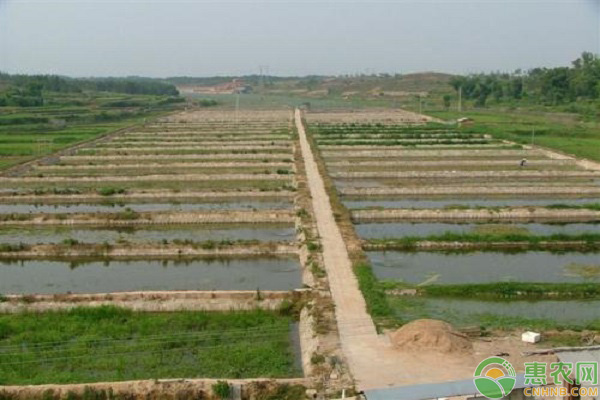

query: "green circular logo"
xmin=473 ymin=357 xmax=517 ymax=399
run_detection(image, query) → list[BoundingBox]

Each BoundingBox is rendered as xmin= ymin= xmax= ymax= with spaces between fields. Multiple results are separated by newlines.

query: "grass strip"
xmin=416 ymin=282 xmax=600 ymax=300
xmin=0 ymin=306 xmax=299 ymax=385
xmin=366 ymin=232 xmax=600 ymax=250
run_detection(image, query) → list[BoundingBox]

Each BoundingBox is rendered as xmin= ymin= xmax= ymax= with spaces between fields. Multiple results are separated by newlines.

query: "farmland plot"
xmin=306 ymin=110 xmax=600 ymax=334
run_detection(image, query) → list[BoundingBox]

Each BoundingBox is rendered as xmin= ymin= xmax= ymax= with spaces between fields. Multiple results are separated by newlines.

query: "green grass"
xmin=426 ymin=108 xmax=600 ymax=162
xmin=366 ymin=232 xmax=600 ymax=251
xmin=417 ymin=282 xmax=600 ymax=300
xmin=545 ymin=203 xmax=600 ymax=211
xmin=386 ymin=295 xmax=600 ymax=334
xmin=0 ymin=92 xmax=183 ymax=171
xmin=354 ymin=262 xmax=393 ymax=318
xmin=0 ymin=307 xmax=299 ymax=385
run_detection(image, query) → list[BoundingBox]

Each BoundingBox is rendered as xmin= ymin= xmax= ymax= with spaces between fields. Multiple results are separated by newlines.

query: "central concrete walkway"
xmin=295 ymin=109 xmax=383 ymax=388
xmin=295 ymin=109 xmax=486 ymax=391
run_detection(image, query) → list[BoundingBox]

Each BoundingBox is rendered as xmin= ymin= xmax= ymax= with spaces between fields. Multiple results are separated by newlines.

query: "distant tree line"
xmin=0 ymin=73 xmax=179 ymax=107
xmin=449 ymin=52 xmax=600 ymax=107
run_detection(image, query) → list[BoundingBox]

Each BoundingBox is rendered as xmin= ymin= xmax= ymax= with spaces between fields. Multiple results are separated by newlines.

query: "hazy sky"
xmin=1 ymin=0 xmax=599 ymax=77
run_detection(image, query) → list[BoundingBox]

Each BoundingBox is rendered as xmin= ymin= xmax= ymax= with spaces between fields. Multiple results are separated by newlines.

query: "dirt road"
xmin=295 ymin=109 xmax=387 ymax=388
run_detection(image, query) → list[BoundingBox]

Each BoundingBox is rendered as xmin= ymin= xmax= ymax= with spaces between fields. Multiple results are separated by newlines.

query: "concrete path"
xmin=295 ymin=109 xmax=422 ymax=390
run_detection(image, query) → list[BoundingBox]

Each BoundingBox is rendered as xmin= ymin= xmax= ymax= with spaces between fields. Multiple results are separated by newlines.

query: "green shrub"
xmin=200 ymin=240 xmax=216 ymax=250
xmin=310 ymin=353 xmax=326 ymax=365
xmin=255 ymin=384 xmax=306 ymax=400
xmin=115 ymin=208 xmax=139 ymax=220
xmin=97 ymin=187 xmax=125 ymax=196
xmin=62 ymin=238 xmax=79 ymax=246
xmin=212 ymin=381 xmax=230 ymax=399
xmin=306 ymin=241 xmax=321 ymax=252
xmin=0 ymin=320 xmax=12 ymax=340
xmin=355 ymin=262 xmax=392 ymax=318
xmin=0 ymin=243 xmax=25 ymax=252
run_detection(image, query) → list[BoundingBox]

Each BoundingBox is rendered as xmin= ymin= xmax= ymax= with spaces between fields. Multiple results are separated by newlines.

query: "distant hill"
xmin=167 ymin=72 xmax=456 ymax=101
xmin=265 ymin=72 xmax=456 ymax=100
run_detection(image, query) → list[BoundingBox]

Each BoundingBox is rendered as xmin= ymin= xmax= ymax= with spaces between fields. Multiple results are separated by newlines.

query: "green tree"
xmin=442 ymin=94 xmax=451 ymax=110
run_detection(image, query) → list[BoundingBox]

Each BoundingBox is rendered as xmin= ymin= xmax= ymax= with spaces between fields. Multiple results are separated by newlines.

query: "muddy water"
xmin=356 ymin=222 xmax=600 ymax=239
xmin=368 ymin=251 xmax=600 ymax=284
xmin=0 ymin=257 xmax=302 ymax=294
xmin=344 ymin=198 xmax=600 ymax=209
xmin=0 ymin=224 xmax=295 ymax=244
xmin=0 ymin=200 xmax=293 ymax=214
xmin=392 ymin=297 xmax=600 ymax=325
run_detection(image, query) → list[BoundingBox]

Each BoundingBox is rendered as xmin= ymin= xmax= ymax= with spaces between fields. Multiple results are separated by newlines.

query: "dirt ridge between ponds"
xmin=352 ymin=207 xmax=600 ymax=222
xmin=0 ymin=173 xmax=291 ymax=183
xmin=362 ymin=240 xmax=600 ymax=251
xmin=0 ymin=242 xmax=298 ymax=258
xmin=0 ymin=210 xmax=295 ymax=226
xmin=0 ymin=290 xmax=309 ymax=313
xmin=0 ymin=190 xmax=293 ymax=203
xmin=341 ymin=186 xmax=600 ymax=196
xmin=332 ymin=170 xmax=600 ymax=179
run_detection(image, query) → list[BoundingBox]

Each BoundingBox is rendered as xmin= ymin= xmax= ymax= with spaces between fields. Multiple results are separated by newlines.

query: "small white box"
xmin=522 ymin=331 xmax=541 ymax=343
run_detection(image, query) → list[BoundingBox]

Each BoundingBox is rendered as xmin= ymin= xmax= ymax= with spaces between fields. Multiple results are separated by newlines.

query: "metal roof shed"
xmin=364 ymin=374 xmax=533 ymax=400
xmin=557 ymin=349 xmax=600 ymax=389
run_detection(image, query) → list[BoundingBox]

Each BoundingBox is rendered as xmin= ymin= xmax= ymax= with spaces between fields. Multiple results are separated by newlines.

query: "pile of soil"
xmin=390 ymin=319 xmax=473 ymax=354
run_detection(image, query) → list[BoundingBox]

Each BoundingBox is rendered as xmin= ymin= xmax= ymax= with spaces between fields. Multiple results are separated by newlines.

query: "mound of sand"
xmin=390 ymin=319 xmax=473 ymax=354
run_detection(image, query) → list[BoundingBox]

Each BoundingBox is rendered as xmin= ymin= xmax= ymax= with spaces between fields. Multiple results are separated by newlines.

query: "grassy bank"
xmin=0 ymin=307 xmax=299 ymax=385
xmin=365 ymin=232 xmax=600 ymax=251
xmin=382 ymin=281 xmax=600 ymax=300
xmin=426 ymin=108 xmax=600 ymax=162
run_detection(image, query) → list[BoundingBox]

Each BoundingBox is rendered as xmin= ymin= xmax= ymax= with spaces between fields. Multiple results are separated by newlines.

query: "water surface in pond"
xmin=369 ymin=251 xmax=600 ymax=284
xmin=345 ymin=198 xmax=600 ymax=209
xmin=0 ymin=257 xmax=301 ymax=294
xmin=356 ymin=222 xmax=600 ymax=239
xmin=0 ymin=224 xmax=295 ymax=244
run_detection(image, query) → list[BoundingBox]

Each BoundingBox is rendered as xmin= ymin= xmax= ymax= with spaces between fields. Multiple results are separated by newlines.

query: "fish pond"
xmin=369 ymin=251 xmax=600 ymax=285
xmin=0 ymin=257 xmax=302 ymax=294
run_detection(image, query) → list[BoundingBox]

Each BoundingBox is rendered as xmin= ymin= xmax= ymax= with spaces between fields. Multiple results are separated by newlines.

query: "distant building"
xmin=179 ymin=79 xmax=251 ymax=95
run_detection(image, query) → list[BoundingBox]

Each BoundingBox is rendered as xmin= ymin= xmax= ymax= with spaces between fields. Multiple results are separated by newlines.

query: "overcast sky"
xmin=0 ymin=0 xmax=599 ymax=77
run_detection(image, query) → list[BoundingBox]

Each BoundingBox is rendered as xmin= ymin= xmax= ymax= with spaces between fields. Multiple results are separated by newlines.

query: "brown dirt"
xmin=0 ymin=210 xmax=294 ymax=226
xmin=389 ymin=319 xmax=473 ymax=354
xmin=0 ymin=242 xmax=297 ymax=259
